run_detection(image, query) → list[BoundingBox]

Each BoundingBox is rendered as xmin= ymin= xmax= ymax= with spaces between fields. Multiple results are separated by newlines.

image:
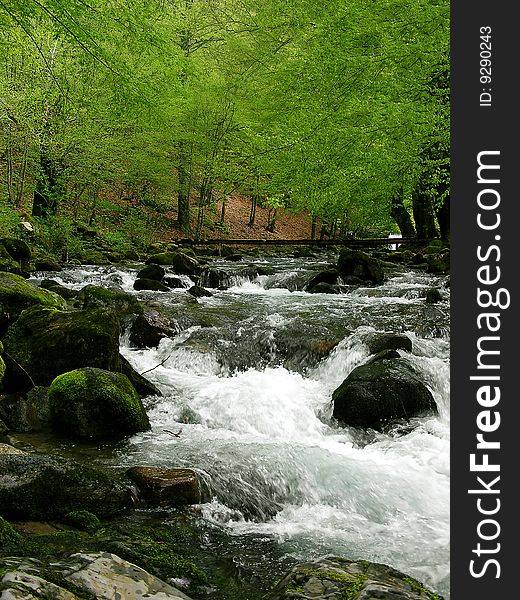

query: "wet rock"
xmin=0 ymin=552 xmax=193 ymax=600
xmin=426 ymin=250 xmax=450 ymax=274
xmin=48 ymin=367 xmax=150 ymax=440
xmin=332 ymin=359 xmax=437 ymax=430
xmin=145 ymin=251 xmax=176 ymax=265
xmin=0 ymin=453 xmax=134 ymax=519
xmin=425 ymin=288 xmax=443 ymax=304
xmin=40 ymin=280 xmax=78 ymax=300
xmin=199 ymin=267 xmax=231 ymax=289
xmin=80 ymin=284 xmax=143 ymax=315
xmin=133 ymin=278 xmax=171 ymax=292
xmin=0 ymin=243 xmax=22 ymax=275
xmin=129 ymin=310 xmax=179 ymax=348
xmin=0 ymin=386 xmax=50 ymax=432
xmin=307 ymin=282 xmax=340 ymax=294
xmin=137 ymin=263 xmax=166 ymax=281
xmin=171 ymin=251 xmax=199 ymax=275
xmin=366 ymin=332 xmax=412 ymax=354
xmin=187 ymin=285 xmax=213 ymax=298
xmin=265 ymin=556 xmax=445 ymax=600
xmin=0 ymin=272 xmax=66 ymax=336
xmin=119 ymin=355 xmax=162 ymax=398
xmin=0 ymin=238 xmax=31 ymax=263
xmin=305 ymin=269 xmax=339 ymax=292
xmin=2 ymin=307 xmax=120 ymax=391
xmin=224 ymin=253 xmax=243 ymax=262
xmin=127 ymin=466 xmax=202 ymax=507
xmin=163 ymin=276 xmax=187 ymax=289
xmin=365 ymin=349 xmax=401 ymax=364
xmin=33 ymin=253 xmax=63 ymax=272
xmin=337 ymin=249 xmax=384 ymax=284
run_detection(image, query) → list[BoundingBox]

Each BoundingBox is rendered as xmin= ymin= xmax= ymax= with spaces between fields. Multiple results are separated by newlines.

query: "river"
xmin=42 ymin=251 xmax=450 ymax=598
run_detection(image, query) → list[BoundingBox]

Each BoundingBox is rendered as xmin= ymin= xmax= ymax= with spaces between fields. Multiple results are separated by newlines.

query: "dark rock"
xmin=145 ymin=251 xmax=175 ymax=265
xmin=426 ymin=250 xmax=450 ymax=274
xmin=163 ymin=276 xmax=187 ymax=288
xmin=0 ymin=272 xmax=66 ymax=336
xmin=124 ymin=249 xmax=141 ymax=261
xmin=332 ymin=359 xmax=437 ymax=430
xmin=305 ymin=269 xmax=339 ymax=291
xmin=129 ymin=310 xmax=179 ymax=348
xmin=0 ymin=243 xmax=22 ymax=275
xmin=80 ymin=284 xmax=143 ymax=315
xmin=0 ymin=238 xmax=31 ymax=262
xmin=171 ymin=251 xmax=199 ymax=275
xmin=337 ymin=248 xmax=384 ymax=284
xmin=48 ymin=367 xmax=151 ymax=440
xmin=199 ymin=267 xmax=232 ymax=289
xmin=365 ymin=349 xmax=401 ymax=364
xmin=0 ymin=453 xmax=134 ymax=519
xmin=33 ymin=254 xmax=63 ymax=271
xmin=0 ymin=387 xmax=50 ymax=432
xmin=308 ymin=282 xmax=340 ymax=294
xmin=119 ymin=354 xmax=162 ymax=398
xmin=133 ymin=278 xmax=171 ymax=292
xmin=224 ymin=253 xmax=243 ymax=262
xmin=40 ymin=280 xmax=78 ymax=300
xmin=425 ymin=288 xmax=443 ymax=304
xmin=127 ymin=466 xmax=202 ymax=507
xmin=366 ymin=332 xmax=412 ymax=354
xmin=265 ymin=556 xmax=445 ymax=600
xmin=2 ymin=306 xmax=120 ymax=390
xmin=137 ymin=263 xmax=166 ymax=281
xmin=188 ymin=285 xmax=213 ymax=298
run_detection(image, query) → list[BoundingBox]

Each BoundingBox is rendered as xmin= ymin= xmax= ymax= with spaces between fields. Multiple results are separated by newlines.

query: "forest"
xmin=1 ymin=0 xmax=449 ymax=249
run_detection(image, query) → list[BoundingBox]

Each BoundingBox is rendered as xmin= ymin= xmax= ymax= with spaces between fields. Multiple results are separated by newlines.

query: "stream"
xmin=36 ymin=252 xmax=450 ymax=598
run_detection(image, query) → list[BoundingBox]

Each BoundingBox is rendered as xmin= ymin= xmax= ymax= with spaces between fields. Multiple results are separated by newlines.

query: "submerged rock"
xmin=127 ymin=466 xmax=202 ymax=507
xmin=0 ymin=453 xmax=134 ymax=519
xmin=187 ymin=285 xmax=213 ymax=298
xmin=129 ymin=310 xmax=179 ymax=348
xmin=119 ymin=354 xmax=162 ymax=398
xmin=137 ymin=263 xmax=166 ymax=281
xmin=48 ymin=367 xmax=151 ymax=440
xmin=332 ymin=359 xmax=437 ymax=430
xmin=134 ymin=278 xmax=171 ymax=292
xmin=265 ymin=556 xmax=444 ymax=600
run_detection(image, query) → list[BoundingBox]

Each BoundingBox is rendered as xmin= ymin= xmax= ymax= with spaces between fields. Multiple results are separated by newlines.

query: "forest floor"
xmin=157 ymin=192 xmax=314 ymax=242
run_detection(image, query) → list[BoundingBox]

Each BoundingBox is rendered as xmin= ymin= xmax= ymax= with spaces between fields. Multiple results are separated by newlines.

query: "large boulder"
xmin=0 ymin=237 xmax=31 ymax=263
xmin=265 ymin=556 xmax=445 ymax=600
xmin=137 ymin=264 xmax=166 ymax=281
xmin=129 ymin=310 xmax=179 ymax=348
xmin=0 ymin=243 xmax=21 ymax=274
xmin=305 ymin=269 xmax=339 ymax=292
xmin=0 ymin=452 xmax=134 ymax=519
xmin=2 ymin=306 xmax=120 ymax=390
xmin=0 ymin=272 xmax=66 ymax=335
xmin=119 ymin=354 xmax=162 ymax=398
xmin=48 ymin=367 xmax=151 ymax=440
xmin=0 ymin=386 xmax=51 ymax=432
xmin=332 ymin=359 xmax=437 ymax=430
xmin=337 ymin=248 xmax=384 ymax=284
xmin=80 ymin=284 xmax=143 ymax=316
xmin=133 ymin=278 xmax=171 ymax=292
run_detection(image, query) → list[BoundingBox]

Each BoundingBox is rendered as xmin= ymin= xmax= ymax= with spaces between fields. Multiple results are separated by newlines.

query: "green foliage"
xmin=0 ymin=205 xmax=20 ymax=237
xmin=64 ymin=510 xmax=101 ymax=532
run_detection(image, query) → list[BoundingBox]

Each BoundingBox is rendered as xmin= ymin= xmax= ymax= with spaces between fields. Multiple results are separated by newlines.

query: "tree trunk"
xmin=412 ymin=188 xmax=437 ymax=239
xmin=176 ymin=149 xmax=191 ymax=230
xmin=311 ymin=216 xmax=318 ymax=240
xmin=32 ymin=154 xmax=61 ymax=218
xmin=248 ymin=195 xmax=257 ymax=227
xmin=436 ymin=196 xmax=450 ymax=241
xmin=390 ymin=195 xmax=416 ymax=238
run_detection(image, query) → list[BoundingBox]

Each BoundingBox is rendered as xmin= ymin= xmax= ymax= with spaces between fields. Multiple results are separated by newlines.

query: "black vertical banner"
xmin=451 ymin=2 xmax=517 ymax=599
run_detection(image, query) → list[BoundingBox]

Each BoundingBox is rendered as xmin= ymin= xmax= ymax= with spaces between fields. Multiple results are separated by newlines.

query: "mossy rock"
xmin=0 ymin=355 xmax=5 ymax=388
xmin=145 ymin=251 xmax=176 ymax=266
xmin=0 ymin=452 xmax=134 ymax=519
xmin=0 ymin=515 xmax=22 ymax=546
xmin=2 ymin=306 xmax=120 ymax=390
xmin=0 ymin=386 xmax=51 ymax=432
xmin=265 ymin=556 xmax=445 ymax=600
xmin=0 ymin=272 xmax=66 ymax=336
xmin=48 ymin=367 xmax=150 ymax=440
xmin=0 ymin=243 xmax=21 ymax=275
xmin=337 ymin=249 xmax=384 ymax=284
xmin=0 ymin=237 xmax=31 ymax=262
xmin=79 ymin=284 xmax=143 ymax=316
xmin=64 ymin=509 xmax=102 ymax=532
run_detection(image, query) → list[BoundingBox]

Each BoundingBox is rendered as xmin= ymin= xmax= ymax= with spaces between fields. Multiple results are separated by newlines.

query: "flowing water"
xmin=40 ymin=253 xmax=450 ymax=598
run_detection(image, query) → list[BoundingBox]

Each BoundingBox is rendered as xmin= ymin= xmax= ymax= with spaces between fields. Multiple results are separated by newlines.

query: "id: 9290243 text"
xmin=480 ymin=26 xmax=492 ymax=107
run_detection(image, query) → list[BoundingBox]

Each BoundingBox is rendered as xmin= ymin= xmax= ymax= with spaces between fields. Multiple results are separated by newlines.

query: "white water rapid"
xmin=41 ymin=255 xmax=450 ymax=597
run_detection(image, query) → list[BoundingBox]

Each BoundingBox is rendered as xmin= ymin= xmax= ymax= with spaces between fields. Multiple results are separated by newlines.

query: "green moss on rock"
xmin=48 ymin=367 xmax=150 ymax=439
xmin=2 ymin=306 xmax=120 ymax=389
xmin=65 ymin=510 xmax=102 ymax=532
xmin=0 ymin=516 xmax=22 ymax=546
xmin=0 ymin=272 xmax=66 ymax=335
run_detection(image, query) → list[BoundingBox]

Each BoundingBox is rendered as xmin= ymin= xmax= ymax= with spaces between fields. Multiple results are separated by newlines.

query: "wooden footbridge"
xmin=176 ymin=237 xmax=429 ymax=249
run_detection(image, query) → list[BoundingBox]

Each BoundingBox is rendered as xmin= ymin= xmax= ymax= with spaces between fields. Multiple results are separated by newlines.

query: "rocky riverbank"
xmin=0 ymin=232 xmax=449 ymax=600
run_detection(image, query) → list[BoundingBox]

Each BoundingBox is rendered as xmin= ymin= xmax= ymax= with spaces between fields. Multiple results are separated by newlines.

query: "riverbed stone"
xmin=80 ymin=284 xmax=143 ymax=315
xmin=1 ymin=306 xmax=121 ymax=391
xmin=134 ymin=278 xmax=171 ymax=292
xmin=332 ymin=359 xmax=437 ymax=430
xmin=265 ymin=556 xmax=444 ymax=600
xmin=127 ymin=466 xmax=202 ymax=507
xmin=337 ymin=249 xmax=384 ymax=284
xmin=0 ymin=272 xmax=66 ymax=335
xmin=0 ymin=453 xmax=134 ymax=519
xmin=48 ymin=367 xmax=151 ymax=440
xmin=366 ymin=332 xmax=413 ymax=354
xmin=305 ymin=269 xmax=339 ymax=292
xmin=0 ymin=386 xmax=50 ymax=432
xmin=0 ymin=552 xmax=193 ymax=600
xmin=137 ymin=264 xmax=166 ymax=281
xmin=187 ymin=285 xmax=213 ymax=298
xmin=129 ymin=310 xmax=179 ymax=348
